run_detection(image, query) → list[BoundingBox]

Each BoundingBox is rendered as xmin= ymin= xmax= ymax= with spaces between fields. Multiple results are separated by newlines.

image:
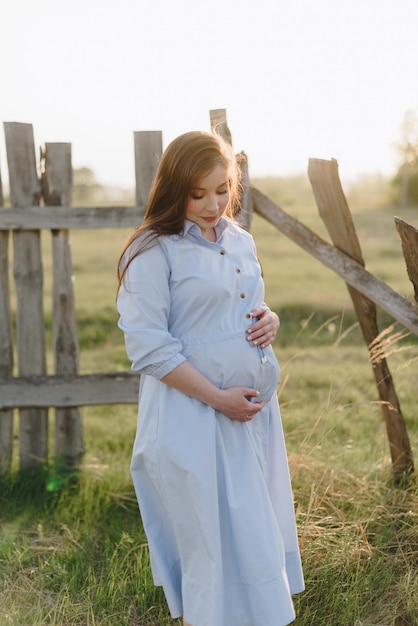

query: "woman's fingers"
xmin=247 ymin=310 xmax=280 ymax=347
xmin=217 ymin=387 xmax=265 ymax=422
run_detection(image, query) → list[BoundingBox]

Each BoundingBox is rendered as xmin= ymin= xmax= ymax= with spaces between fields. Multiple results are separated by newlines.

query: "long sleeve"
xmin=117 ymin=242 xmax=186 ymax=379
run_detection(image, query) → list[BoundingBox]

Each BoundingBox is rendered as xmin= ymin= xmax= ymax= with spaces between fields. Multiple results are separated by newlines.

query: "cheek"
xmin=185 ymin=200 xmax=198 ymax=218
xmin=220 ymin=194 xmax=230 ymax=210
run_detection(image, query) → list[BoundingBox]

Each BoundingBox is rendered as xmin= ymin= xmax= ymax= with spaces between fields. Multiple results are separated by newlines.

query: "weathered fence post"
xmin=134 ymin=131 xmax=162 ymax=208
xmin=4 ymin=122 xmax=48 ymax=469
xmin=42 ymin=142 xmax=85 ymax=468
xmin=0 ymin=158 xmax=14 ymax=471
xmin=395 ymin=217 xmax=418 ymax=304
xmin=308 ymin=158 xmax=414 ymax=478
xmin=210 ymin=108 xmax=233 ymax=145
xmin=237 ymin=153 xmax=254 ymax=232
xmin=209 ymin=108 xmax=253 ymax=231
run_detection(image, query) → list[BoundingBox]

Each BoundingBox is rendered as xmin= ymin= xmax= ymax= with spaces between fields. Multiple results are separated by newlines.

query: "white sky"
xmin=1 ymin=0 xmax=418 ymax=188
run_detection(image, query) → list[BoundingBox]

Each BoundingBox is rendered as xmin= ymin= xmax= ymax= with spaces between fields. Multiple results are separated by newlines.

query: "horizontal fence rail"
xmin=0 ymin=205 xmax=146 ymax=230
xmin=0 ymin=372 xmax=140 ymax=409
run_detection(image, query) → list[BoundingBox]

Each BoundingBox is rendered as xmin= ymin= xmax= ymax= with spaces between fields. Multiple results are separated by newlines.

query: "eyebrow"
xmin=190 ymin=181 xmax=229 ymax=191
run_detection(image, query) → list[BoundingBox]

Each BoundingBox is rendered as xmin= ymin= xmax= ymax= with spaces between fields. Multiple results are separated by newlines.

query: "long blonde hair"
xmin=117 ymin=131 xmax=242 ymax=289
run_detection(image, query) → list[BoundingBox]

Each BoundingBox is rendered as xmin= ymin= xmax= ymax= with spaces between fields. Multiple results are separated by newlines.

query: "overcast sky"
xmin=1 ymin=0 xmax=418 ymax=188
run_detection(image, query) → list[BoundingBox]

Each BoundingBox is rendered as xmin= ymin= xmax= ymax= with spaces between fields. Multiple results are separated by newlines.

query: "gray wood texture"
xmin=4 ymin=122 xmax=48 ymax=469
xmin=0 ymin=372 xmax=139 ymax=408
xmin=0 ymin=204 xmax=146 ymax=230
xmin=42 ymin=142 xmax=85 ymax=467
xmin=0 ymin=160 xmax=14 ymax=471
xmin=134 ymin=130 xmax=162 ymax=207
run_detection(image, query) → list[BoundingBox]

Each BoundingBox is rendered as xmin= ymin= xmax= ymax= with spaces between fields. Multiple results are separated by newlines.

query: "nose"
xmin=207 ymin=194 xmax=219 ymax=212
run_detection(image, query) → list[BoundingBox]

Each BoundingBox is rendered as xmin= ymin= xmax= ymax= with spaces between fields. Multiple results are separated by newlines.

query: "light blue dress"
xmin=117 ymin=218 xmax=304 ymax=626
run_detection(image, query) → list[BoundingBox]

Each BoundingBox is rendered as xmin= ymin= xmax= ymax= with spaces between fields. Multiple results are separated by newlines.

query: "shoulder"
xmin=222 ymin=219 xmax=256 ymax=246
xmin=121 ymin=233 xmax=175 ymax=279
xmin=124 ymin=231 xmax=179 ymax=258
xmin=221 ymin=217 xmax=251 ymax=236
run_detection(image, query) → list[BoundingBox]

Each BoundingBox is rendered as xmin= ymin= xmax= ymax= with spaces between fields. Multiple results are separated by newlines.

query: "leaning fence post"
xmin=42 ymin=142 xmax=85 ymax=469
xmin=308 ymin=157 xmax=414 ymax=479
xmin=4 ymin=122 xmax=48 ymax=470
xmin=0 ymin=156 xmax=14 ymax=472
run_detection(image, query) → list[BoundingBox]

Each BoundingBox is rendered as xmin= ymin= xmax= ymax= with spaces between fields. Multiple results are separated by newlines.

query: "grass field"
xmin=1 ymin=183 xmax=418 ymax=625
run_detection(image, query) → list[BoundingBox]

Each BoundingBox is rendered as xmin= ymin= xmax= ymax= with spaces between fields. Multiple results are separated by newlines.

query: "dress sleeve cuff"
xmin=140 ymin=353 xmax=187 ymax=380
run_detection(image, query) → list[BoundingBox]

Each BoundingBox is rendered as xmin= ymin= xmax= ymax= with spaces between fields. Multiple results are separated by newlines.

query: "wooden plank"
xmin=134 ymin=131 xmax=162 ymax=207
xmin=42 ymin=142 xmax=85 ymax=468
xmin=4 ymin=122 xmax=48 ymax=470
xmin=0 ymin=204 xmax=146 ymax=230
xmin=395 ymin=217 xmax=418 ymax=304
xmin=0 ymin=372 xmax=139 ymax=409
xmin=0 ymin=162 xmax=14 ymax=472
xmin=308 ymin=157 xmax=414 ymax=477
xmin=251 ymin=186 xmax=418 ymax=337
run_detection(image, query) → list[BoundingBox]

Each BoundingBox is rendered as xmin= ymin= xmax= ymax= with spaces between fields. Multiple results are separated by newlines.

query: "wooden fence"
xmin=1 ymin=109 xmax=417 ymax=478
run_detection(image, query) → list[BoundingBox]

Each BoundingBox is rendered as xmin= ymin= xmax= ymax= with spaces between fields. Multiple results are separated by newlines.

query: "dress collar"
xmin=183 ymin=217 xmax=230 ymax=241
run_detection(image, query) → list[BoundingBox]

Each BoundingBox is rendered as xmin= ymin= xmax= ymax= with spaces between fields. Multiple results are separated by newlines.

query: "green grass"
xmin=1 ymin=189 xmax=418 ymax=624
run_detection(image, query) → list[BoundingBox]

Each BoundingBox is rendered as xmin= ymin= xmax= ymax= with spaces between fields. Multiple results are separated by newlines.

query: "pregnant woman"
xmin=117 ymin=130 xmax=304 ymax=626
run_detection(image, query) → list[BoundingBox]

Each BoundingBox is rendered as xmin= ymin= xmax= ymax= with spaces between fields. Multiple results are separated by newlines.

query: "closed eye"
xmin=190 ymin=180 xmax=229 ymax=200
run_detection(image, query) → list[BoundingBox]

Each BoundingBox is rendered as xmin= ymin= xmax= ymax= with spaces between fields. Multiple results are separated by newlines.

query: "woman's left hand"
xmin=246 ymin=307 xmax=280 ymax=348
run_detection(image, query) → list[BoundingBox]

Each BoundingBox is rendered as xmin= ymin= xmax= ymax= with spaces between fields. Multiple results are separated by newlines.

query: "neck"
xmin=202 ymin=226 xmax=217 ymax=242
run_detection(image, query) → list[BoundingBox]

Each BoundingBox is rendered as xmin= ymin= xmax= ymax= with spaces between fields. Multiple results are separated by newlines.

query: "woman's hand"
xmin=246 ymin=307 xmax=280 ymax=348
xmin=214 ymin=387 xmax=265 ymax=422
xmin=162 ymin=362 xmax=264 ymax=423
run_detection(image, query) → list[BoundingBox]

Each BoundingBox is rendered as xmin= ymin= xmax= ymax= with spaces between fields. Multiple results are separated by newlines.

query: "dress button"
xmin=220 ymin=249 xmax=226 ymax=255
xmin=235 ymin=268 xmax=241 ymax=273
xmin=240 ymin=293 xmax=245 ymax=299
xmin=245 ymin=313 xmax=251 ymax=319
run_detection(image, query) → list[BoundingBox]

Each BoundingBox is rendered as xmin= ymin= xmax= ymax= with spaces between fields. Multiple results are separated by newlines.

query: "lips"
xmin=202 ymin=216 xmax=218 ymax=222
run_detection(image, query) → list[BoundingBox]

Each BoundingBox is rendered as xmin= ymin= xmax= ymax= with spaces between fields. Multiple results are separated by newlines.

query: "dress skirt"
xmin=130 ymin=334 xmax=304 ymax=626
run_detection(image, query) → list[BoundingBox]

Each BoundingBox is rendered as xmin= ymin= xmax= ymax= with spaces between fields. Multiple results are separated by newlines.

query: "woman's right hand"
xmin=161 ymin=362 xmax=265 ymax=423
xmin=214 ymin=387 xmax=265 ymax=422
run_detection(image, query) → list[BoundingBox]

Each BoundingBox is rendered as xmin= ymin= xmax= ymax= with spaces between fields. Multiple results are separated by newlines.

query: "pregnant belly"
xmin=182 ymin=334 xmax=280 ymax=402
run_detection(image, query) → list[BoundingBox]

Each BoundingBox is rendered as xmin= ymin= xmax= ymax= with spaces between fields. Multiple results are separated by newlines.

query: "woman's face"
xmin=185 ymin=165 xmax=230 ymax=240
